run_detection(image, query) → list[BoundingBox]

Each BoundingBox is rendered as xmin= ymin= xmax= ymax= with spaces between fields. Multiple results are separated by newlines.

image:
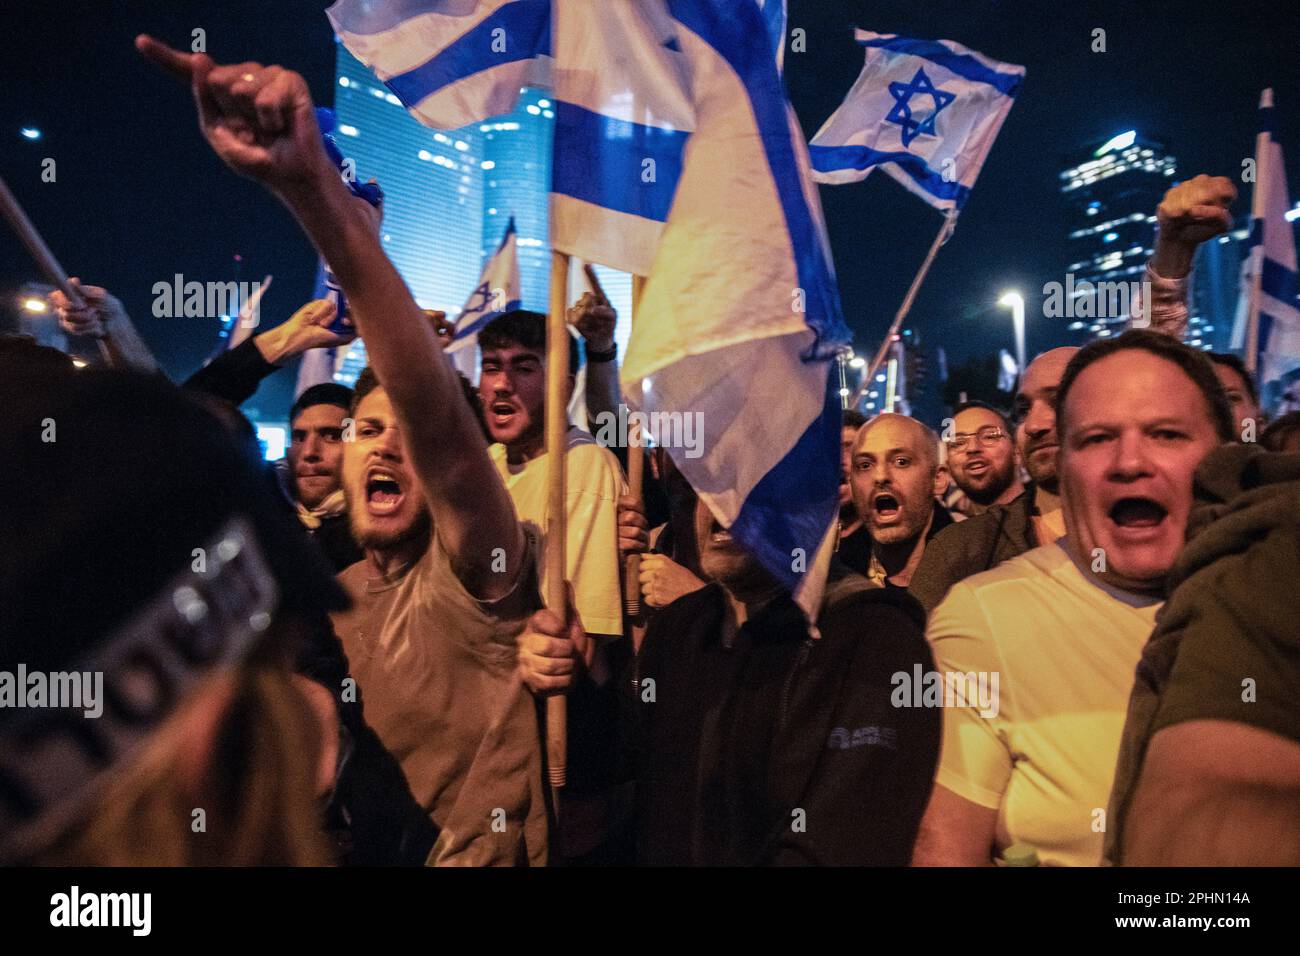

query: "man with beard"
xmin=629 ymin=498 xmax=939 ymax=865
xmin=847 ymin=413 xmax=951 ymax=588
xmin=913 ymin=331 xmax=1230 ymax=866
xmin=944 ymin=401 xmax=1023 ymax=514
xmin=909 ymin=348 xmax=1076 ymax=612
xmin=287 ymin=383 xmax=363 ymax=570
xmin=137 ymin=38 xmax=548 ymax=864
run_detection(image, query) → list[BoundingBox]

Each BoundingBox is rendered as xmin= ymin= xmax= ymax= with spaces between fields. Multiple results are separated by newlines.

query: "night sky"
xmin=1 ymin=0 xmax=1296 ymax=422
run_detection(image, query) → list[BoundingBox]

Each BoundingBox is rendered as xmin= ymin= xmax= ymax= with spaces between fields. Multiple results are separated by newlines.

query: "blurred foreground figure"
xmin=0 ymin=361 xmax=344 ymax=865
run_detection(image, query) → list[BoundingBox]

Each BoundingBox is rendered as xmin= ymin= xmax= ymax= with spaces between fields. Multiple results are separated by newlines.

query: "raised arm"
xmin=137 ymin=36 xmax=524 ymax=594
xmin=1130 ymin=173 xmax=1237 ymax=338
xmin=50 ymin=279 xmax=160 ymax=374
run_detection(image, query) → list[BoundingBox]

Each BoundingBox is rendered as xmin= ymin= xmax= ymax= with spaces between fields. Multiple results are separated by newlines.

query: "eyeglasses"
xmin=945 ymin=426 xmax=1007 ymax=451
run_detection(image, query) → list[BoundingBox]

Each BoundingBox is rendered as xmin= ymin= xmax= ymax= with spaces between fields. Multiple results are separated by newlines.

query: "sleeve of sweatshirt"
xmin=182 ymin=337 xmax=279 ymax=406
xmin=1128 ymin=263 xmax=1191 ymax=339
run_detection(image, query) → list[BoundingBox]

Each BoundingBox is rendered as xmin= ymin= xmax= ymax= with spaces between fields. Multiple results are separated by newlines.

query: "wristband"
xmin=586 ymin=342 xmax=617 ymax=363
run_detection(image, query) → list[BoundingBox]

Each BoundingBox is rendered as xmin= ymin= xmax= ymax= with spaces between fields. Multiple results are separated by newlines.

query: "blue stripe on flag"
xmin=668 ymin=0 xmax=849 ymax=356
xmin=808 ymin=144 xmax=972 ymax=207
xmin=551 ymin=102 xmax=689 ymax=223
xmin=383 ymin=0 xmax=550 ymax=109
xmin=758 ymin=0 xmax=786 ymax=68
xmin=1261 ymin=257 xmax=1298 ymax=303
xmin=730 ymin=368 xmax=842 ymax=593
xmin=453 ymin=299 xmax=523 ymax=343
xmin=860 ymin=34 xmax=1023 ymax=97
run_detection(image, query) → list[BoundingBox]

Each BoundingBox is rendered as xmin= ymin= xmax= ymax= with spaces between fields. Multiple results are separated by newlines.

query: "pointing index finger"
xmin=135 ymin=34 xmax=196 ymax=83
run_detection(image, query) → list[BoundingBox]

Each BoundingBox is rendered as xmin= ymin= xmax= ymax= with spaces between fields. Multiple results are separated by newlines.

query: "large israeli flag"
xmin=624 ymin=0 xmax=851 ymax=616
xmin=809 ymin=30 xmax=1024 ymax=212
xmin=1232 ymin=89 xmax=1300 ymax=387
xmin=447 ymin=217 xmax=522 ymax=379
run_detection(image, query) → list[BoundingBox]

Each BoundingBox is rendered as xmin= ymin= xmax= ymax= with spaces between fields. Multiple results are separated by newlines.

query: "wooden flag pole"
xmin=0 ymin=173 xmax=110 ymax=361
xmin=624 ymin=274 xmax=647 ymax=619
xmin=545 ymin=251 xmax=570 ymax=804
xmin=849 ymin=211 xmax=956 ymax=409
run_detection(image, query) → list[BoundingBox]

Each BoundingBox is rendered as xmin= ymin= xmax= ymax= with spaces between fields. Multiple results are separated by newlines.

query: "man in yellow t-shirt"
xmin=913 ymin=331 xmax=1233 ymax=866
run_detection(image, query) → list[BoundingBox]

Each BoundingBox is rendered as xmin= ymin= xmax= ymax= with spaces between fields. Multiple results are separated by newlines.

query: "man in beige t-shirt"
xmin=913 ymin=331 xmax=1232 ymax=865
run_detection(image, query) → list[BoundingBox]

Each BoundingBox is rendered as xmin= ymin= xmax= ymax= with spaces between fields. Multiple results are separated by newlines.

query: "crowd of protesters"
xmin=2 ymin=39 xmax=1299 ymax=868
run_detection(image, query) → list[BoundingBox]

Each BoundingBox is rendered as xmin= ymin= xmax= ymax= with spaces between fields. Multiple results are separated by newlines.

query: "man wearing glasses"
xmin=943 ymin=402 xmax=1024 ymax=516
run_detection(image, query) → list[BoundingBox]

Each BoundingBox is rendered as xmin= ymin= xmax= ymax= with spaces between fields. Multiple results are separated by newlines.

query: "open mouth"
xmin=1108 ymin=497 xmax=1168 ymax=529
xmin=365 ymin=469 xmax=405 ymax=515
xmin=490 ymin=401 xmax=518 ymax=426
xmin=708 ymin=517 xmax=734 ymax=545
xmin=964 ymin=458 xmax=989 ymax=475
xmin=872 ymin=493 xmax=901 ymax=520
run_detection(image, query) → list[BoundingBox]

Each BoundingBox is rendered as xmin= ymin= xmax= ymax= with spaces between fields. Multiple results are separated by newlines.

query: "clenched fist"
xmin=1152 ymin=174 xmax=1237 ymax=278
xmin=637 ymin=553 xmax=705 ymax=609
xmin=50 ymin=279 xmax=126 ymax=340
xmin=516 ymin=588 xmax=592 ymax=697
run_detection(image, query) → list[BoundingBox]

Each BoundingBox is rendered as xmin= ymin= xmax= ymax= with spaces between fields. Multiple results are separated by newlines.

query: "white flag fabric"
xmin=326 ymin=0 xmax=551 ymax=130
xmin=809 ymin=29 xmax=1024 ymax=212
xmin=1232 ymin=89 xmax=1300 ymax=388
xmin=446 ymin=217 xmax=522 ymax=379
xmin=623 ymin=0 xmax=851 ymax=617
xmin=548 ymin=1 xmax=694 ymax=276
xmin=225 ymin=275 xmax=272 ymax=352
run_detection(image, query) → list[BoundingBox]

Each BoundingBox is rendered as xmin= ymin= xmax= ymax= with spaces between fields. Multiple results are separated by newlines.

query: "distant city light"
xmin=481 ymin=160 xmax=496 ymax=170
xmin=849 ymin=357 xmax=866 ymax=369
xmin=1094 ymin=130 xmax=1136 ymax=157
xmin=20 ymin=127 xmax=41 ymax=140
xmin=72 ymin=358 xmax=87 ymax=368
xmin=838 ymin=387 xmax=850 ymax=398
xmin=21 ymin=297 xmax=48 ymax=313
xmin=338 ymin=124 xmax=359 ymax=137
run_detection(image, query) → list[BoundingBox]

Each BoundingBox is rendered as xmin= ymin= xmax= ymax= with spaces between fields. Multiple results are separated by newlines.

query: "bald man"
xmin=909 ymin=348 xmax=1077 ymax=612
xmin=847 ymin=413 xmax=950 ymax=589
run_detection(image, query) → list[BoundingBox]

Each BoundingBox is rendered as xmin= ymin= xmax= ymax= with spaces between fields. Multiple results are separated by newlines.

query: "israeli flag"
xmin=624 ymin=0 xmax=851 ymax=617
xmin=447 ymin=217 xmax=523 ymax=379
xmin=1232 ymin=89 xmax=1300 ymax=387
xmin=293 ymin=259 xmax=352 ymax=398
xmin=326 ymin=0 xmax=551 ymax=130
xmin=809 ymin=30 xmax=1024 ymax=212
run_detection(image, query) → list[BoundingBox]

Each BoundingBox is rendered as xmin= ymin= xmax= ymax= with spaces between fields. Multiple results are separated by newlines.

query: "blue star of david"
xmin=885 ymin=68 xmax=956 ymax=148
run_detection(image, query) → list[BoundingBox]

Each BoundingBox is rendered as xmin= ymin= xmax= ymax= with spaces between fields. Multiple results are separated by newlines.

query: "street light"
xmin=998 ymin=291 xmax=1026 ymax=374
xmin=21 ymin=296 xmax=48 ymax=314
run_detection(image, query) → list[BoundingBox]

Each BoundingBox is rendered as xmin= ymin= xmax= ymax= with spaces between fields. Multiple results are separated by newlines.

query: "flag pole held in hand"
xmin=545 ymin=251 xmax=570 ymax=803
xmin=0 ymin=174 xmax=109 ymax=360
xmin=623 ymin=274 xmax=646 ymax=619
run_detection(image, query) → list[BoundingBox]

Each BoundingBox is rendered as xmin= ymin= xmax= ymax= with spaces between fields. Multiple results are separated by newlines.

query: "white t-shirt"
xmin=925 ymin=541 xmax=1161 ymax=866
xmin=490 ymin=426 xmax=626 ymax=636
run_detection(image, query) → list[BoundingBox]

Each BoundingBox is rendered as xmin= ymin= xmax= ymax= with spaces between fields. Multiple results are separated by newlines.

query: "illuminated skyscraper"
xmin=1058 ymin=130 xmax=1216 ymax=345
xmin=330 ymin=45 xmax=632 ymax=387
